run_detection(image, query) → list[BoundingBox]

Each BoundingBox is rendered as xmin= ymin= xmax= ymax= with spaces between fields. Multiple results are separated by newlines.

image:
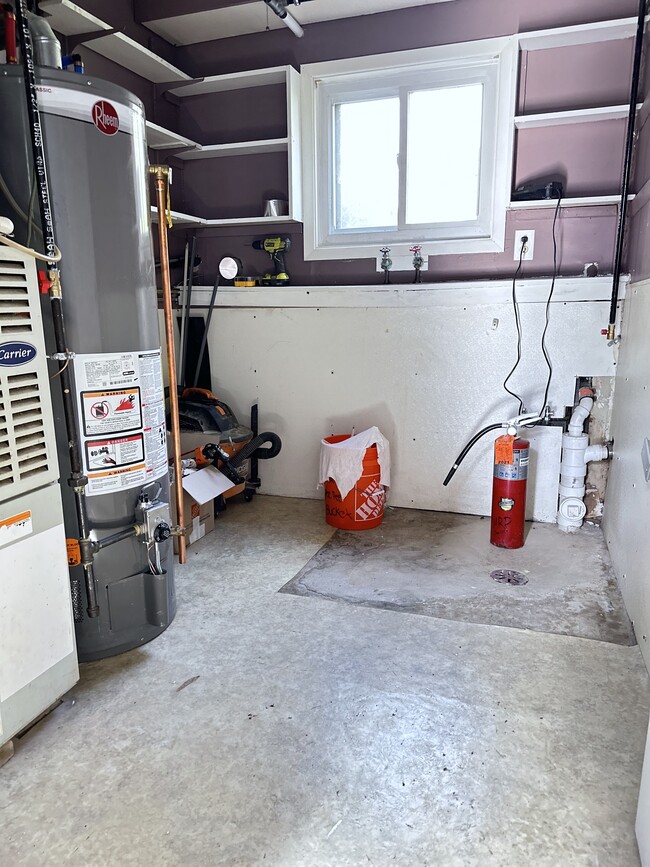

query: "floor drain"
xmin=491 ymin=569 xmax=528 ymax=586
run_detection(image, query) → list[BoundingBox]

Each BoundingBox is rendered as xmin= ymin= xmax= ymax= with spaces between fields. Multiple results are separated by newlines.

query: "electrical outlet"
xmin=514 ymin=229 xmax=535 ymax=261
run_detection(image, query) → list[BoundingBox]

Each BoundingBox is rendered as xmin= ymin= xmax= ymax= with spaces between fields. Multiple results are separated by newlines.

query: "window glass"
xmin=334 ymin=97 xmax=400 ymax=230
xmin=405 ymin=83 xmax=484 ymax=225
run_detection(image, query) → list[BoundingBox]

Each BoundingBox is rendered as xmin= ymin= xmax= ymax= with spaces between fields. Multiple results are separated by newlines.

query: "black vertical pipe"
xmin=192 ymin=275 xmax=219 ymax=388
xmin=179 ymin=233 xmax=196 ymax=390
xmin=14 ymin=0 xmax=99 ymax=616
xmin=609 ymin=0 xmax=646 ymax=335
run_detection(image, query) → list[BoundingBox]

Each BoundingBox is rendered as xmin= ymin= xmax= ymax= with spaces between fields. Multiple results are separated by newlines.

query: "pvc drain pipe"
xmin=557 ymin=388 xmax=610 ymax=533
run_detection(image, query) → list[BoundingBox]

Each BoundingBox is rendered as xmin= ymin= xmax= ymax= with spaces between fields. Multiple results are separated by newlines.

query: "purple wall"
xmin=176 ymin=0 xmax=638 ymax=77
xmin=77 ymin=0 xmax=637 ymax=286
xmin=170 ymin=0 xmax=634 ymax=285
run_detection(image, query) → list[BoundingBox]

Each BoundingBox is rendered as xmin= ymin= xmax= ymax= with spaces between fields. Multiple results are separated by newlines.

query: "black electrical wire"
xmin=443 ymin=423 xmax=504 ymax=486
xmin=502 ymin=237 xmax=527 ymax=414
xmin=539 ymin=194 xmax=562 ymax=414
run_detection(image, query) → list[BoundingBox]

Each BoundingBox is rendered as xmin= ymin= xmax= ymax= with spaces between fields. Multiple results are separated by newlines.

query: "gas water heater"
xmin=0 ymin=65 xmax=176 ymax=660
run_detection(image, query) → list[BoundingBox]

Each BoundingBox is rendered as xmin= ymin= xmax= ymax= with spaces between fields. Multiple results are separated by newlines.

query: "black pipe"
xmin=94 ymin=526 xmax=137 ymax=552
xmin=192 ymin=275 xmax=219 ymax=388
xmin=179 ymin=233 xmax=196 ymax=389
xmin=14 ymin=0 xmax=99 ymax=617
xmin=608 ymin=0 xmax=646 ymax=337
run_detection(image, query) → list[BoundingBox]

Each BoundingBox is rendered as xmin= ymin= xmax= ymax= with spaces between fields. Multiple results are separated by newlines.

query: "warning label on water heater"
xmin=74 ymin=349 xmax=168 ymax=496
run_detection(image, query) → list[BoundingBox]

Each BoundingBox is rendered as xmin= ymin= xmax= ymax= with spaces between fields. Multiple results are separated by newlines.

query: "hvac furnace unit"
xmin=0 ymin=66 xmax=176 ymax=661
xmin=0 ymin=246 xmax=78 ymax=747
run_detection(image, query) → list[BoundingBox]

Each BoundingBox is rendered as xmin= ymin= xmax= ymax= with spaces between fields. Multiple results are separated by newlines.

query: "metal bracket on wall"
xmin=155 ymin=78 xmax=206 ymax=105
xmin=66 ymin=28 xmax=118 ymax=55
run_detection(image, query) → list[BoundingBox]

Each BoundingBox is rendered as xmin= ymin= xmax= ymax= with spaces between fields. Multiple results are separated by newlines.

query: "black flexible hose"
xmin=443 ymin=423 xmax=504 ymax=486
xmin=229 ymin=432 xmax=282 ymax=466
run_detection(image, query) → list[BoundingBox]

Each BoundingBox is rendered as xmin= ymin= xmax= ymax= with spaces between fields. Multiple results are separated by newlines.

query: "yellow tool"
xmin=252 ymin=237 xmax=291 ymax=286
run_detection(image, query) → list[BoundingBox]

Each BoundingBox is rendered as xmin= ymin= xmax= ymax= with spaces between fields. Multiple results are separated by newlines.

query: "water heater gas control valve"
xmin=135 ymin=495 xmax=172 ymax=546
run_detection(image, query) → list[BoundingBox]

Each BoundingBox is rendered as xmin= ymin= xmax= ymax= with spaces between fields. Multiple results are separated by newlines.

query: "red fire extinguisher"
xmin=490 ymin=434 xmax=529 ymax=549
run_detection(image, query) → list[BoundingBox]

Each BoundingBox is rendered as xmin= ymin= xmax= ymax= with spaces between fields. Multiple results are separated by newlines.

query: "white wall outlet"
xmin=514 ymin=229 xmax=535 ymax=261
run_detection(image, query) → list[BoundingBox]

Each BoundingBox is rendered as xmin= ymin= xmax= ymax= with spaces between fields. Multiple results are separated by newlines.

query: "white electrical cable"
xmin=0 ymin=227 xmax=62 ymax=263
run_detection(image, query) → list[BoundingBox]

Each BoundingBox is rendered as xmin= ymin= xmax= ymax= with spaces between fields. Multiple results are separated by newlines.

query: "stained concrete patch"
xmin=281 ymin=508 xmax=636 ymax=645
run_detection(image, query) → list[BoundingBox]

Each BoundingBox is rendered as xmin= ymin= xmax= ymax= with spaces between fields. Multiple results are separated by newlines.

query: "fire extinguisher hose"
xmin=443 ymin=423 xmax=505 ymax=486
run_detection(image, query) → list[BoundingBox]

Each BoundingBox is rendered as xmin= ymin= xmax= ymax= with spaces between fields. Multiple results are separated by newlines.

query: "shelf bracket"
xmin=67 ymin=28 xmax=119 ymax=54
xmin=155 ymin=77 xmax=206 ymax=105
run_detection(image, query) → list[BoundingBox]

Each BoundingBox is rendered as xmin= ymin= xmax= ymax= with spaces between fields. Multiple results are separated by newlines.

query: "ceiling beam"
xmin=135 ymin=0 xmax=259 ymax=25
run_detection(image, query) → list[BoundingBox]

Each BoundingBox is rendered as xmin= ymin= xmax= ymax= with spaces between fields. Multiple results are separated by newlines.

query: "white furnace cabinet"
xmin=0 ymin=247 xmax=78 ymax=748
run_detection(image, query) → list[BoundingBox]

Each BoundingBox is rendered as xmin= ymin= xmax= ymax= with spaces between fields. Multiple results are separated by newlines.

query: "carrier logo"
xmin=92 ymin=100 xmax=119 ymax=136
xmin=0 ymin=342 xmax=37 ymax=366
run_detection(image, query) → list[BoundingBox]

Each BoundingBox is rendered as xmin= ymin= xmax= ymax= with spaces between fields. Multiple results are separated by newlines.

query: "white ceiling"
xmin=144 ymin=0 xmax=456 ymax=47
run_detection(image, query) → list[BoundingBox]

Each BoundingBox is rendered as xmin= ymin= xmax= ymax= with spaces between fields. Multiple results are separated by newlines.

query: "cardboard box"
xmin=173 ymin=490 xmax=214 ymax=552
xmin=172 ymin=465 xmax=238 ymax=551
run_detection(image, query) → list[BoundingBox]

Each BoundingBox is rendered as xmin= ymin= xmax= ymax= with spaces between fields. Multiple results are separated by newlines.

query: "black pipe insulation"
xmin=609 ymin=0 xmax=646 ymax=337
xmin=14 ymin=0 xmax=99 ymax=617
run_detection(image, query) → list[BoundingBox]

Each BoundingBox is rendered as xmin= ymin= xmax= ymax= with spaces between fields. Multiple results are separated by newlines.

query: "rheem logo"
xmin=92 ymin=100 xmax=119 ymax=136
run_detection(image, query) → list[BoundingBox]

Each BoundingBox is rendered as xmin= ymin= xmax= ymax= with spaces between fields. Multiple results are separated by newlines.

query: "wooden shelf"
xmin=514 ymin=104 xmax=641 ymax=129
xmin=40 ymin=0 xmax=190 ymax=83
xmin=149 ymin=208 xmax=300 ymax=228
xmin=518 ymin=16 xmax=642 ymax=51
xmin=175 ymin=138 xmax=289 ymax=161
xmin=150 ymin=66 xmax=303 ymax=229
xmin=150 ymin=208 xmax=205 ymax=226
xmin=166 ymin=66 xmax=292 ymax=99
xmin=201 ymin=216 xmax=300 ymax=227
xmin=146 ymin=121 xmax=196 ymax=150
xmin=509 ymin=195 xmax=635 ymax=209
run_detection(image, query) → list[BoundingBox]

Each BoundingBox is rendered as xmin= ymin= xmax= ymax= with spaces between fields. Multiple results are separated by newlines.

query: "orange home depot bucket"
xmin=323 ymin=434 xmax=385 ymax=530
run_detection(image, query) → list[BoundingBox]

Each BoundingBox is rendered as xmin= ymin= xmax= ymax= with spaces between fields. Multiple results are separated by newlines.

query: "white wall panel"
xmin=603 ymin=281 xmax=650 ymax=671
xmin=197 ymin=282 xmax=617 ymax=523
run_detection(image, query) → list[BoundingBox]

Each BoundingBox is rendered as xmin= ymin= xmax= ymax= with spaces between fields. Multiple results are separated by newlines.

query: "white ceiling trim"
xmin=144 ymin=0 xmax=457 ymax=47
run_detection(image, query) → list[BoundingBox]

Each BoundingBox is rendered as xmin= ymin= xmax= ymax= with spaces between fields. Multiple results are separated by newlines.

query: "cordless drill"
xmin=252 ymin=237 xmax=291 ymax=286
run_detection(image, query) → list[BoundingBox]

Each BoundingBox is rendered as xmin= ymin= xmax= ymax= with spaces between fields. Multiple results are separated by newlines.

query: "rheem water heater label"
xmin=73 ymin=350 xmax=168 ymax=496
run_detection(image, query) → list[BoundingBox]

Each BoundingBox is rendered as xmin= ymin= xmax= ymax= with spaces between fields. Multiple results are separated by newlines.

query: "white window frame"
xmin=300 ymin=37 xmax=518 ymax=261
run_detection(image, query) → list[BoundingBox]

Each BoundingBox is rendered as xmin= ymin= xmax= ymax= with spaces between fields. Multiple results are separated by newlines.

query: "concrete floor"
xmin=2 ymin=497 xmax=649 ymax=867
xmin=282 ymin=508 xmax=635 ymax=645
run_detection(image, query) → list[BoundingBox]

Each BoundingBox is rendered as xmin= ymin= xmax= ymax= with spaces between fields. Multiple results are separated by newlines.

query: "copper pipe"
xmin=150 ymin=166 xmax=186 ymax=564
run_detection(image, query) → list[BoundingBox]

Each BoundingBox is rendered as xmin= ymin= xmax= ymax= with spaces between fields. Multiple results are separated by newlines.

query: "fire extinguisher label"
xmin=494 ymin=448 xmax=529 ymax=481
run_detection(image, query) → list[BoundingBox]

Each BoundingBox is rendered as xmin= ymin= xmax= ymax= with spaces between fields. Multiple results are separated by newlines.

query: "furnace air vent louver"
xmin=0 ymin=386 xmax=13 ymax=491
xmin=0 ymin=257 xmax=32 ymax=335
xmin=9 ymin=372 xmax=48 ymax=480
xmin=0 ymin=249 xmax=59 ymax=502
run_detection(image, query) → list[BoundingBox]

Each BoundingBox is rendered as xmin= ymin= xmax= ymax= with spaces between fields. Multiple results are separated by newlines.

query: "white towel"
xmin=319 ymin=427 xmax=390 ymax=500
